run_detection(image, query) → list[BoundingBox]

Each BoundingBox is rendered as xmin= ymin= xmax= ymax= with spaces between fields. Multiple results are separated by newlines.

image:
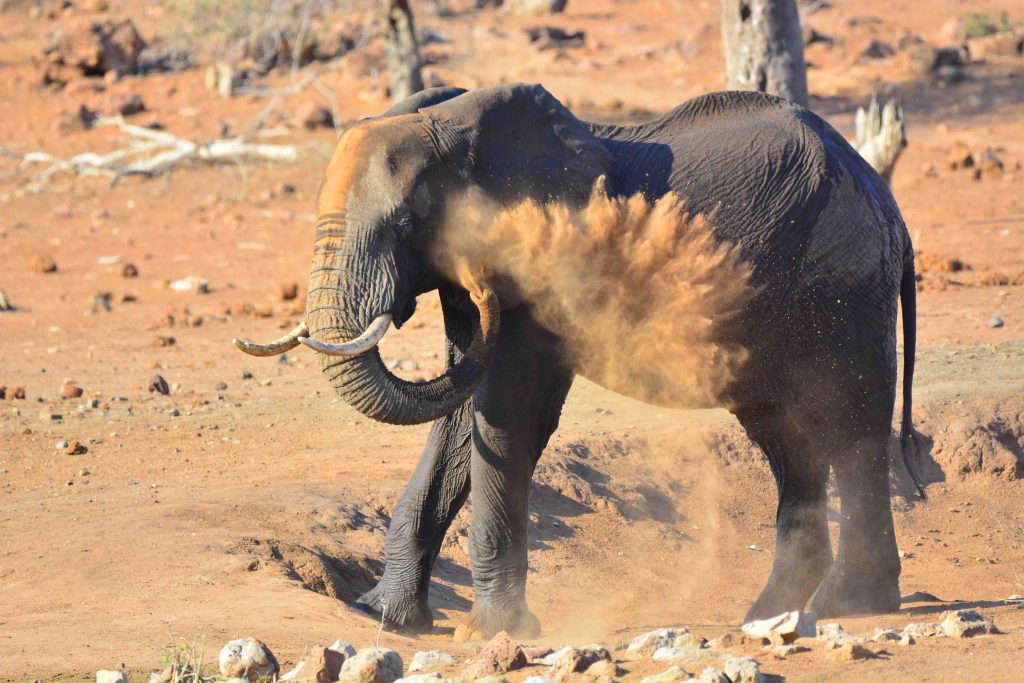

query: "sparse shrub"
xmin=168 ymin=0 xmax=353 ymax=70
xmin=961 ymin=12 xmax=1012 ymax=40
xmin=157 ymin=634 xmax=217 ymax=683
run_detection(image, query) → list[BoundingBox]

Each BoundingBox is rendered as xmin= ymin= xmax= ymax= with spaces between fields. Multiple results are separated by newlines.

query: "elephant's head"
xmin=233 ymin=84 xmax=613 ymax=425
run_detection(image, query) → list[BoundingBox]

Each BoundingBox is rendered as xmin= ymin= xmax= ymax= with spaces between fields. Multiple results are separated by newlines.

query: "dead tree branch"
xmin=855 ymin=95 xmax=907 ymax=184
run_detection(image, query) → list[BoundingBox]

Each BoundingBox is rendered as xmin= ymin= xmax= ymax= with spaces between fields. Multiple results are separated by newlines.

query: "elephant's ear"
xmin=422 ymin=83 xmax=614 ymax=205
xmin=381 ymin=86 xmax=468 ymax=117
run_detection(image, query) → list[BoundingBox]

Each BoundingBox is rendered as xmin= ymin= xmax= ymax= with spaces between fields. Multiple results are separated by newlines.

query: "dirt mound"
xmin=917 ymin=398 xmax=1024 ymax=481
xmin=227 ymin=537 xmax=382 ymax=603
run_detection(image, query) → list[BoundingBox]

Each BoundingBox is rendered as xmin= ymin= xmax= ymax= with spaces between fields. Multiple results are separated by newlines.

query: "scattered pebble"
xmin=628 ymin=627 xmax=701 ymax=655
xmin=33 ymin=255 xmax=58 ymax=274
xmin=988 ymin=315 xmax=1004 ymax=328
xmin=66 ymin=440 xmax=87 ymax=455
xmin=169 ymin=276 xmax=210 ymax=293
xmin=122 ymin=263 xmax=139 ymax=278
xmin=218 ymin=638 xmax=279 ymax=681
xmin=0 ymin=290 xmax=15 ymax=311
xmin=56 ymin=440 xmax=70 ymax=450
xmin=215 ymin=382 xmax=228 ymax=391
xmin=152 ymin=335 xmax=176 ymax=347
xmin=148 ymin=374 xmax=170 ymax=395
xmin=62 ymin=383 xmax=84 ymax=399
xmin=742 ymin=610 xmax=817 ymax=644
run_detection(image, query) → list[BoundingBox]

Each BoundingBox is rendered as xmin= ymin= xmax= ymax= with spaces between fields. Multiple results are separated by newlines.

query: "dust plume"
xmin=434 ymin=180 xmax=752 ymax=408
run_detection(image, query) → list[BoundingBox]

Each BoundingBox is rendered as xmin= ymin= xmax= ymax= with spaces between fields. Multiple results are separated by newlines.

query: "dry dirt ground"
xmin=2 ymin=0 xmax=1024 ymax=681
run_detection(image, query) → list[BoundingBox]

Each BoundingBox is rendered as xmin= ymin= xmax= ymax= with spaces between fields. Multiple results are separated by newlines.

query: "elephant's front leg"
xmin=355 ymin=403 xmax=472 ymax=630
xmin=455 ymin=308 xmax=574 ymax=641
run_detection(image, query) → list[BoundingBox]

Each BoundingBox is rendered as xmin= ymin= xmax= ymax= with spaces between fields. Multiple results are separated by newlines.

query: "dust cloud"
xmin=434 ymin=180 xmax=752 ymax=408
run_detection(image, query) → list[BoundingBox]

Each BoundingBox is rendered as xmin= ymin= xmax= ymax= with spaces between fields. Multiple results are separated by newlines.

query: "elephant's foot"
xmin=744 ymin=553 xmax=833 ymax=622
xmin=453 ymin=599 xmax=540 ymax=642
xmin=805 ymin=567 xmax=901 ymax=618
xmin=354 ymin=582 xmax=434 ymax=632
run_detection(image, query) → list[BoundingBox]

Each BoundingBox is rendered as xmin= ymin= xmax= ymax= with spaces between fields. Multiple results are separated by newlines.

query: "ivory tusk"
xmin=298 ymin=313 xmax=393 ymax=357
xmin=232 ymin=322 xmax=309 ymax=357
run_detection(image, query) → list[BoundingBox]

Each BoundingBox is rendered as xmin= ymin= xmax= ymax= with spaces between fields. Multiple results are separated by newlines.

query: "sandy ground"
xmin=2 ymin=0 xmax=1024 ymax=681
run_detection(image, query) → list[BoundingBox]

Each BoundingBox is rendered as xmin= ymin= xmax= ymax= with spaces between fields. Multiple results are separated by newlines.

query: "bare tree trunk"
xmin=721 ymin=0 xmax=808 ymax=108
xmin=383 ymin=0 xmax=424 ymax=103
xmin=855 ymin=96 xmax=907 ymax=184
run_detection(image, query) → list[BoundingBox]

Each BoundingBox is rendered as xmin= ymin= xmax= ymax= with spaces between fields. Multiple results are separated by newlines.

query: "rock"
xmin=707 ymin=631 xmax=758 ymax=651
xmin=0 ymin=290 xmax=15 ymax=312
xmin=817 ymin=622 xmax=856 ymax=644
xmin=948 ymin=141 xmax=975 ymax=169
xmin=694 ymin=669 xmax=729 ymax=683
xmin=548 ymin=645 xmax=613 ymax=679
xmin=408 ymin=651 xmax=458 ymax=673
xmin=219 ymin=638 xmax=280 ymax=681
xmin=281 ymin=645 xmax=345 ymax=683
xmin=463 ymin=631 xmax=527 ymax=678
xmin=525 ymin=26 xmax=585 ymax=50
xmin=62 ymin=383 xmax=84 ymax=398
xmin=639 ymin=665 xmax=690 ymax=683
xmin=296 ymin=102 xmax=334 ymax=130
xmin=830 ymin=643 xmax=876 ymax=661
xmin=33 ymin=255 xmax=58 ymax=273
xmin=148 ymin=374 xmax=170 ymax=395
xmin=522 ymin=645 xmax=554 ymax=662
xmin=66 ymin=440 xmax=88 ymax=455
xmin=978 ymin=150 xmax=1005 ymax=179
xmin=899 ymin=634 xmax=916 ymax=646
xmin=215 ymin=382 xmax=228 ymax=391
xmin=770 ymin=643 xmax=810 ymax=657
xmin=628 ymin=627 xmax=702 ymax=655
xmin=651 ymin=646 xmax=713 ymax=665
xmin=900 ymin=622 xmax=942 ymax=639
xmin=395 ymin=676 xmax=450 ymax=683
xmin=988 ymin=315 xmax=1005 ymax=328
xmin=339 ymin=648 xmax=403 ymax=683
xmin=279 ymin=282 xmax=300 ymax=301
xmin=507 ymin=0 xmax=567 ymax=16
xmin=122 ymin=263 xmax=139 ymax=277
xmin=56 ymin=440 xmax=70 ymax=450
xmin=169 ymin=276 xmax=210 ymax=293
xmin=723 ymin=656 xmax=763 ymax=683
xmin=328 ymin=640 xmax=357 ymax=658
xmin=803 ymin=26 xmax=833 ymax=46
xmin=522 ymin=677 xmax=558 ymax=683
xmin=859 ymin=39 xmax=894 ymax=61
xmin=96 ymin=671 xmax=128 ymax=683
xmin=940 ymin=609 xmax=998 ymax=638
xmin=741 ymin=611 xmax=817 ymax=644
xmin=871 ymin=628 xmax=901 ymax=642
xmin=104 ymin=91 xmax=145 ymax=116
xmin=44 ymin=19 xmax=146 ymax=77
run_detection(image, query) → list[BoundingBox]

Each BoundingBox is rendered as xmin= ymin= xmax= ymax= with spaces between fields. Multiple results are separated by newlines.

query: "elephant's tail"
xmin=899 ymin=252 xmax=925 ymax=500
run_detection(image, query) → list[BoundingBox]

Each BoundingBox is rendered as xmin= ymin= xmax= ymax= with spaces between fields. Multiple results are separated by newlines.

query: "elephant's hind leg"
xmin=806 ymin=420 xmax=901 ymax=617
xmin=737 ymin=404 xmax=833 ymax=622
xmin=455 ymin=307 xmax=574 ymax=641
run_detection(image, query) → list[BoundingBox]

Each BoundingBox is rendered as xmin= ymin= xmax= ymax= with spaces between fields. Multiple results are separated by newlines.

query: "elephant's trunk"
xmin=303 ymin=211 xmax=500 ymax=426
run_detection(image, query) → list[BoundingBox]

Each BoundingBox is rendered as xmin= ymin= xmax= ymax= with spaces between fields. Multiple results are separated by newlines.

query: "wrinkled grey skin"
xmin=300 ymin=84 xmax=916 ymax=636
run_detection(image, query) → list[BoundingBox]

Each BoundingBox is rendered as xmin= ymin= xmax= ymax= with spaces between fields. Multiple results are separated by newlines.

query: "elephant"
xmin=233 ymin=83 xmax=920 ymax=638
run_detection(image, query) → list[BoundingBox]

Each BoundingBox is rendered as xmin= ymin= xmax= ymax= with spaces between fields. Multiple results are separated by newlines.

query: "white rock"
xmin=628 ymin=627 xmax=700 ymax=655
xmin=940 ymin=609 xmax=998 ymax=638
xmin=723 ymin=656 xmax=763 ymax=683
xmin=395 ymin=675 xmax=448 ymax=683
xmin=651 ymin=646 xmax=713 ymax=665
xmin=639 ymin=665 xmax=690 ymax=683
xmin=817 ymin=622 xmax=856 ymax=644
xmin=741 ymin=611 xmax=817 ymax=642
xmin=169 ymin=276 xmax=210 ymax=293
xmin=408 ymin=651 xmax=459 ymax=673
xmin=339 ymin=647 xmax=403 ymax=683
xmin=330 ymin=640 xmax=358 ymax=658
xmin=900 ymin=622 xmax=942 ymax=639
xmin=871 ymin=628 xmax=901 ymax=642
xmin=522 ymin=677 xmax=559 ymax=683
xmin=97 ymin=671 xmax=128 ymax=683
xmin=219 ymin=638 xmax=279 ymax=681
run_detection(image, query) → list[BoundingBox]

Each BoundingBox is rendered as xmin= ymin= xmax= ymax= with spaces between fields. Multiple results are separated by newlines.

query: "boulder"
xmin=219 ymin=638 xmax=280 ymax=681
xmin=462 ymin=631 xmax=527 ymax=678
xmin=627 ymin=627 xmax=702 ymax=656
xmin=723 ymin=657 xmax=763 ymax=683
xmin=741 ymin=611 xmax=817 ymax=644
xmin=940 ymin=609 xmax=998 ymax=638
xmin=44 ymin=19 xmax=146 ymax=77
xmin=281 ymin=645 xmax=345 ymax=683
xmin=408 ymin=651 xmax=458 ymax=673
xmin=522 ymin=645 xmax=554 ymax=662
xmin=539 ymin=646 xmax=573 ymax=666
xmin=900 ymin=622 xmax=942 ymax=639
xmin=694 ymin=669 xmax=729 ymax=683
xmin=817 ymin=622 xmax=857 ymax=645
xmin=830 ymin=643 xmax=876 ymax=661
xmin=339 ymin=648 xmax=404 ymax=683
